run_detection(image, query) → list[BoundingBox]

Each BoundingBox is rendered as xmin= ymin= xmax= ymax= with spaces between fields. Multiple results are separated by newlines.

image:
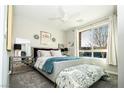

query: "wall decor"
xmin=52 ymin=37 xmax=56 ymax=42
xmin=68 ymin=42 xmax=74 ymax=47
xmin=34 ymin=34 xmax=39 ymax=39
xmin=40 ymin=31 xmax=51 ymax=44
xmin=58 ymin=44 xmax=64 ymax=49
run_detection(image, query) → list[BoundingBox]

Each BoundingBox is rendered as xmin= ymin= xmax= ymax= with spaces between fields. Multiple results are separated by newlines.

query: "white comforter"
xmin=34 ymin=57 xmax=51 ymax=69
xmin=56 ymin=64 xmax=105 ymax=88
xmin=34 ymin=56 xmax=66 ymax=70
xmin=34 ymin=56 xmax=85 ymax=82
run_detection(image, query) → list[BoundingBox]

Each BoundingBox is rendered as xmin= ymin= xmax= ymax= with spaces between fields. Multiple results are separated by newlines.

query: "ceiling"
xmin=13 ymin=5 xmax=116 ymax=31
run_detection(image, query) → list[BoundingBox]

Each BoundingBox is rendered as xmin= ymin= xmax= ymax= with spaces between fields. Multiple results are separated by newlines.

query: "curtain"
xmin=74 ymin=28 xmax=79 ymax=57
xmin=107 ymin=15 xmax=118 ymax=65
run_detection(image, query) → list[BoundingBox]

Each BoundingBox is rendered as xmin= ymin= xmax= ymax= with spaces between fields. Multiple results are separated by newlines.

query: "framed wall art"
xmin=40 ymin=31 xmax=51 ymax=45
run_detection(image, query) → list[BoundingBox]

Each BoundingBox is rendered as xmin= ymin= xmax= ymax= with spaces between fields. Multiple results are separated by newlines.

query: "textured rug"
xmin=90 ymin=74 xmax=118 ymax=88
xmin=9 ymin=68 xmax=118 ymax=88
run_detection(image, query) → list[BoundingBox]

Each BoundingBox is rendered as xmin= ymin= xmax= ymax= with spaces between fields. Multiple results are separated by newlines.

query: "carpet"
xmin=9 ymin=68 xmax=118 ymax=88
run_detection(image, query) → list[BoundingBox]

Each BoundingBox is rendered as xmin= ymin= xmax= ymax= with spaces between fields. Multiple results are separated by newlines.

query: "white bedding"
xmin=34 ymin=56 xmax=67 ymax=70
xmin=56 ymin=64 xmax=105 ymax=88
xmin=34 ymin=57 xmax=52 ymax=69
xmin=34 ymin=56 xmax=106 ymax=83
xmin=34 ymin=56 xmax=85 ymax=82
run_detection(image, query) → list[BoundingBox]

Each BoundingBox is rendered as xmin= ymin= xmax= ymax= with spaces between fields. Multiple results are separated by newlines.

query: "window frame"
xmin=79 ymin=24 xmax=109 ymax=58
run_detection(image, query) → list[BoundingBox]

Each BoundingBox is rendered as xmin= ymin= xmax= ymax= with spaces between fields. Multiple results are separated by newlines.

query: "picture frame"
xmin=40 ymin=31 xmax=51 ymax=44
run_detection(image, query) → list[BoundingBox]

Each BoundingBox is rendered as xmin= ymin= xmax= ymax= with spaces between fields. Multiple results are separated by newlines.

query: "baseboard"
xmin=106 ymin=70 xmax=118 ymax=75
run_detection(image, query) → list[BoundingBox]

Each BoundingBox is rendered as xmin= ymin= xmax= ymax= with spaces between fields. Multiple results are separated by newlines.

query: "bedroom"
xmin=1 ymin=5 xmax=118 ymax=88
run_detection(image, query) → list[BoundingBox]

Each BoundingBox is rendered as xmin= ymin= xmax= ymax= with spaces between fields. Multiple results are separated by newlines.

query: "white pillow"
xmin=51 ymin=50 xmax=62 ymax=57
xmin=37 ymin=50 xmax=51 ymax=57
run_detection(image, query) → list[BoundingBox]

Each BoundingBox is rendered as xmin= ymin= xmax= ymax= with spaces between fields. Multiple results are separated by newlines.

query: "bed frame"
xmin=32 ymin=47 xmax=59 ymax=83
xmin=33 ymin=48 xmax=59 ymax=59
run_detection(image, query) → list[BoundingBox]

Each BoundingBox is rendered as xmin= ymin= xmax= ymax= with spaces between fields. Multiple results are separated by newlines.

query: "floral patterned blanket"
xmin=56 ymin=64 xmax=105 ymax=88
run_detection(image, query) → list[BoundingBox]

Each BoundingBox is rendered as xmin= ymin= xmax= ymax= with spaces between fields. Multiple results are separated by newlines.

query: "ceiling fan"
xmin=48 ymin=6 xmax=80 ymax=22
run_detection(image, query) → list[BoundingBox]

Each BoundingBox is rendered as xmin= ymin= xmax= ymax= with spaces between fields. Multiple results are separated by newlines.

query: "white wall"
xmin=13 ymin=15 xmax=65 ymax=49
xmin=118 ymin=6 xmax=124 ymax=88
xmin=65 ymin=30 xmax=75 ymax=56
xmin=0 ymin=5 xmax=9 ymax=88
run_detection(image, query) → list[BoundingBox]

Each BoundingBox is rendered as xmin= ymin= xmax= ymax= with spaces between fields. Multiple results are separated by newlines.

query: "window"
xmin=79 ymin=25 xmax=108 ymax=58
xmin=79 ymin=52 xmax=92 ymax=57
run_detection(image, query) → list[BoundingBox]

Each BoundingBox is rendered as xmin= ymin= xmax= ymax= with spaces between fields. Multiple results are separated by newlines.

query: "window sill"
xmin=79 ymin=57 xmax=107 ymax=64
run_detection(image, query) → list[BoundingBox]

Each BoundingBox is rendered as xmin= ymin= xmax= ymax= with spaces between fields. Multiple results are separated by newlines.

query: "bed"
xmin=33 ymin=48 xmax=105 ymax=84
xmin=33 ymin=48 xmax=87 ymax=82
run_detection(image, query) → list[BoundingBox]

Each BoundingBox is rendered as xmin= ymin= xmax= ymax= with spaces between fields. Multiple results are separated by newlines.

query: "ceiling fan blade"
xmin=48 ymin=6 xmax=65 ymax=21
xmin=48 ymin=6 xmax=71 ymax=22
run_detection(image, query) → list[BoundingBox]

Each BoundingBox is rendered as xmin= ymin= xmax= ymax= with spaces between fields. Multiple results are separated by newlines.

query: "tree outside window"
xmin=79 ymin=25 xmax=108 ymax=58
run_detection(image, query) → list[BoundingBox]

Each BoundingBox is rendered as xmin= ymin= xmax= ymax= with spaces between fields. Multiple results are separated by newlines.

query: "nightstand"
xmin=9 ymin=56 xmax=34 ymax=74
xmin=63 ymin=54 xmax=70 ymax=56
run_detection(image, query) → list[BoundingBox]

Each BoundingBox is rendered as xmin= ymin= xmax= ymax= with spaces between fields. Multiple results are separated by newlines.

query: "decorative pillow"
xmin=51 ymin=50 xmax=62 ymax=57
xmin=37 ymin=50 xmax=51 ymax=57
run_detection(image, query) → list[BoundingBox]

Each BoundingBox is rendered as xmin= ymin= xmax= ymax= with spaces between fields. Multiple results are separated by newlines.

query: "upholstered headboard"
xmin=33 ymin=48 xmax=59 ymax=58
